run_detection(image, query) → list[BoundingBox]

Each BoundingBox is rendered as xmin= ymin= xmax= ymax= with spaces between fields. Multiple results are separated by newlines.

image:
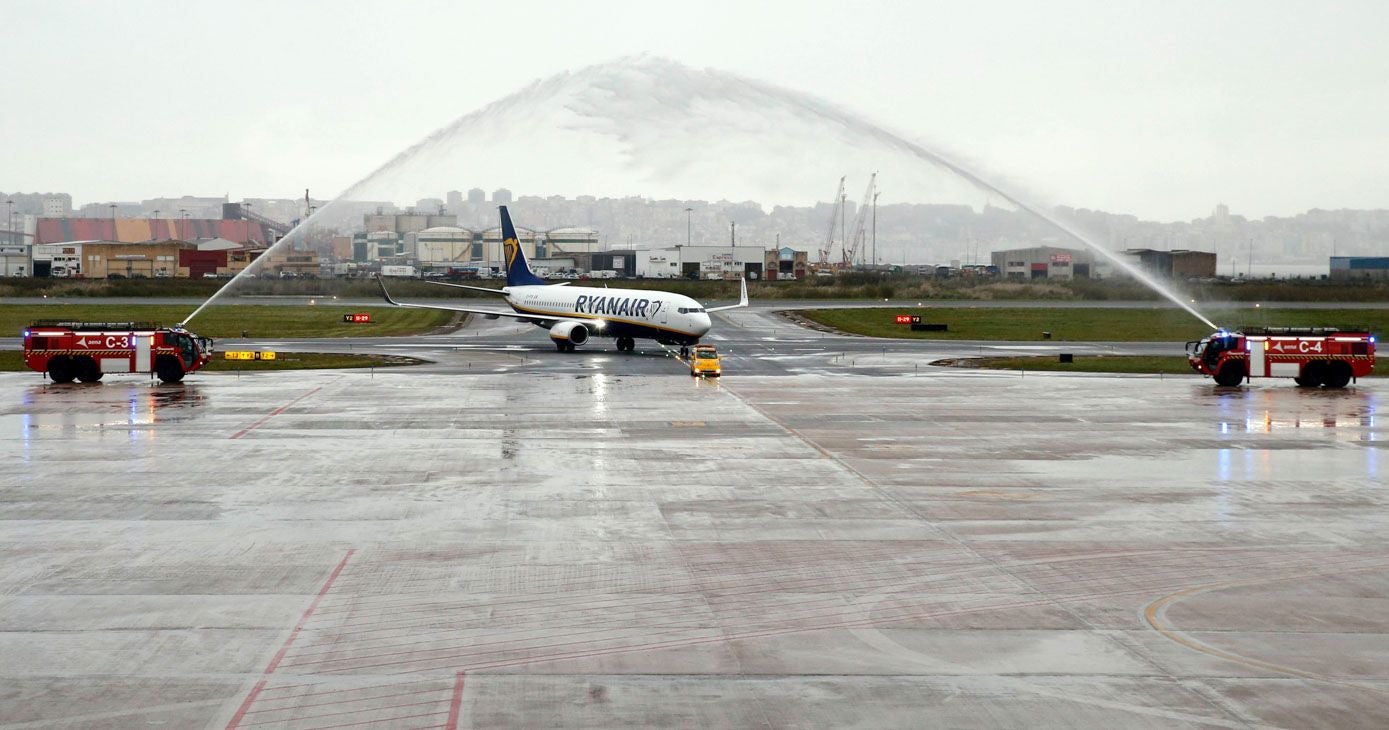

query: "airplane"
xmin=376 ymin=206 xmax=748 ymax=355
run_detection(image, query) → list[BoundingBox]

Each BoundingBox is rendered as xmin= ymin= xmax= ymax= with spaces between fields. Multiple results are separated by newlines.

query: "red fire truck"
xmin=1187 ymin=327 xmax=1375 ymax=387
xmin=23 ymin=321 xmax=214 ymax=384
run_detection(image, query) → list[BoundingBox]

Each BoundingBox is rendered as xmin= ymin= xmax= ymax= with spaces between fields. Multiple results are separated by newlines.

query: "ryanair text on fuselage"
xmin=573 ymin=294 xmax=661 ymax=319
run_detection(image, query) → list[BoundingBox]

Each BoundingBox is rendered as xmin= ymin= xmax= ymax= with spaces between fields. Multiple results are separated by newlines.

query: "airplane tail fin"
xmin=500 ymin=206 xmax=546 ymax=287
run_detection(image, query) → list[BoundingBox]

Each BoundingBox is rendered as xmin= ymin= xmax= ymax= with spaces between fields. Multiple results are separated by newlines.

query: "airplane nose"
xmin=696 ymin=313 xmax=712 ymax=336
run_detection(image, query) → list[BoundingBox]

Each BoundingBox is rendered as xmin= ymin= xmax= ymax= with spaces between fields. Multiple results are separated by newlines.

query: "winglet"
xmin=376 ymin=274 xmax=400 ymax=306
xmin=705 ymin=276 xmax=750 ymax=313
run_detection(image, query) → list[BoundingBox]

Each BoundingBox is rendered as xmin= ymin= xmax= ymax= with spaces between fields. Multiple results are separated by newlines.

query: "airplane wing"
xmin=376 ymin=276 xmax=556 ymax=324
xmin=424 ymin=280 xmax=510 ymax=295
xmin=705 ymin=277 xmax=749 ymax=313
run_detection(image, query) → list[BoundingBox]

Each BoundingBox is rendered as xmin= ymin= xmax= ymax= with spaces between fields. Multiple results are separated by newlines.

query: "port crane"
xmin=842 ymin=172 xmax=877 ymax=268
xmin=816 ymin=176 xmax=845 ymax=271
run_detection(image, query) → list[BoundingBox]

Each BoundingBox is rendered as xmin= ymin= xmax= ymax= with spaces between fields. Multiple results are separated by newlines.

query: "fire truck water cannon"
xmin=1186 ymin=327 xmax=1375 ymax=388
xmin=22 ymin=321 xmax=215 ymax=384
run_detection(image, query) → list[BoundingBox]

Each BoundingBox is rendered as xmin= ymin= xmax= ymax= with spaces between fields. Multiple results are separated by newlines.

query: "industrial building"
xmin=363 ymin=211 xmax=458 ymax=237
xmin=765 ymin=247 xmax=809 ymax=280
xmin=597 ymin=251 xmax=636 ymax=277
xmin=342 ymin=209 xmax=801 ymax=280
xmin=545 ymin=227 xmax=600 ymax=256
xmin=0 ymin=243 xmax=29 ymax=276
xmin=31 ymin=237 xmax=268 ymax=279
xmin=991 ymin=246 xmax=1095 ymax=280
xmin=1331 ymin=256 xmax=1389 ymax=281
xmin=81 ymin=240 xmax=193 ymax=279
xmin=634 ymin=245 xmax=766 ymax=280
xmin=1124 ymin=248 xmax=1218 ymax=279
xmin=32 ymin=242 xmax=87 ymax=277
xmin=415 ymin=227 xmax=473 ymax=268
xmin=35 ymin=217 xmax=273 ymax=246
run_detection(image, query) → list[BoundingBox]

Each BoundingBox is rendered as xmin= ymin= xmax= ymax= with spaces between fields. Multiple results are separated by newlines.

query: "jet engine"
xmin=549 ymin=321 xmax=589 ymax=346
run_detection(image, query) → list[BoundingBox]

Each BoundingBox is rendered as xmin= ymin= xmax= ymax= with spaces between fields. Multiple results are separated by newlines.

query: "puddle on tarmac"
xmin=5 ymin=382 xmax=208 ymax=435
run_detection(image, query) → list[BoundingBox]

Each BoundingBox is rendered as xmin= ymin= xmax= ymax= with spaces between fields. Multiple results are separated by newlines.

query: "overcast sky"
xmin=2 ymin=0 xmax=1385 ymax=221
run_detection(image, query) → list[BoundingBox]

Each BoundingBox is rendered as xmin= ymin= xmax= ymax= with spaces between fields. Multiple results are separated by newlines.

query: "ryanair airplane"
xmin=377 ymin=206 xmax=748 ymax=354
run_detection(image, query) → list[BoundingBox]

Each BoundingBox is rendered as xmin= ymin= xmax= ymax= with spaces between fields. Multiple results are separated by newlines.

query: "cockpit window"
xmin=678 ymin=307 xmax=706 ymax=314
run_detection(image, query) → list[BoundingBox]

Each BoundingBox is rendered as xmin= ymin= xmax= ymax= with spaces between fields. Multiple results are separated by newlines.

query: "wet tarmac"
xmin=2 ymin=317 xmax=1388 ymax=728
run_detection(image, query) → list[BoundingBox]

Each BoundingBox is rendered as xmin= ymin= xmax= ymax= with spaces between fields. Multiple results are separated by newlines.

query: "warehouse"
xmin=634 ymin=245 xmax=765 ymax=279
xmin=82 ymin=240 xmax=193 ymax=278
xmin=1331 ymin=256 xmax=1389 ymax=282
xmin=990 ymin=246 xmax=1095 ymax=280
xmin=1124 ymin=248 xmax=1218 ymax=278
xmin=765 ymin=247 xmax=809 ymax=280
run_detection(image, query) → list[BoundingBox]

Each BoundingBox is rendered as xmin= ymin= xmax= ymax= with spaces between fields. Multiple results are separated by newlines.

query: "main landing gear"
xmin=554 ymin=340 xmax=576 ymax=352
xmin=614 ymin=337 xmax=635 ymax=353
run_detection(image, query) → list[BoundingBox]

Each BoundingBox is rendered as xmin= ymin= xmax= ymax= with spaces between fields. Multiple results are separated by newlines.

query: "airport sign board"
xmin=343 ymin=313 xmax=373 ymax=323
xmin=224 ymin=351 xmax=277 ymax=360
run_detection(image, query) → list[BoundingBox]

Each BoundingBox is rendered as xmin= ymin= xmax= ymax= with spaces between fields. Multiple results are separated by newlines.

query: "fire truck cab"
xmin=23 ymin=321 xmax=214 ymax=384
xmin=1187 ymin=327 xmax=1375 ymax=388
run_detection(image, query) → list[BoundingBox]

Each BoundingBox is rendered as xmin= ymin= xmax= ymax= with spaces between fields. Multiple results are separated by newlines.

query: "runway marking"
xmin=225 ymin=548 xmax=355 ymax=729
xmin=223 ymin=681 xmax=267 ymax=730
xmin=267 ymin=549 xmax=358 ymax=674
xmin=445 ymin=672 xmax=466 ymax=730
xmin=229 ymin=386 xmax=322 ymax=439
xmin=1143 ymin=562 xmax=1389 ymax=694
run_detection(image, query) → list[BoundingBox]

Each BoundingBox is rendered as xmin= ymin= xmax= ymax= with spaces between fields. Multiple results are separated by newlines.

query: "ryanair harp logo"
xmin=505 ymin=238 xmax=520 ymax=268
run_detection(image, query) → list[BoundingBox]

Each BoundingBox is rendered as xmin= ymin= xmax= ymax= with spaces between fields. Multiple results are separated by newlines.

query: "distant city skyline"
xmin=5 ymin=183 xmax=1382 ymax=275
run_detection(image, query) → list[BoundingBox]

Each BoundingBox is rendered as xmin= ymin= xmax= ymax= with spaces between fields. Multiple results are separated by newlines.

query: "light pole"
xmin=684 ymin=207 xmax=692 ymax=247
xmin=730 ymin=221 xmax=736 ymax=279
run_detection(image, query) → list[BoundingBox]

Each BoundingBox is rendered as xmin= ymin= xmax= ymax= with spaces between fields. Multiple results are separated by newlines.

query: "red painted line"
xmin=225 ymin=549 xmax=355 ymax=729
xmin=230 ymin=386 xmax=322 ymax=439
xmin=265 ymin=548 xmax=356 ymax=674
xmin=445 ymin=672 xmax=465 ymax=730
xmin=224 ymin=680 xmax=267 ymax=730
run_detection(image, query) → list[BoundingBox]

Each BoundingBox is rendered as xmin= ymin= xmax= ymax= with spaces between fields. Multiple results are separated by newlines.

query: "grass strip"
xmin=2 ymin=305 xmax=454 ymax=339
xmin=796 ymin=307 xmax=1389 ymax=342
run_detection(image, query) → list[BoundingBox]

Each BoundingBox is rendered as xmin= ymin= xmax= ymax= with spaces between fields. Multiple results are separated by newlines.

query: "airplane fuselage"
xmin=506 ymin=284 xmax=713 ymax=345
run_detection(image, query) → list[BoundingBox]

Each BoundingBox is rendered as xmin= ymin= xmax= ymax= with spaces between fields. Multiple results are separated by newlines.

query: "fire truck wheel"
xmin=1322 ymin=362 xmax=1352 ymax=389
xmin=1213 ymin=361 xmax=1246 ymax=387
xmin=1296 ymin=361 xmax=1325 ymax=387
xmin=47 ymin=357 xmax=77 ymax=384
xmin=75 ymin=357 xmax=103 ymax=383
xmin=155 ymin=357 xmax=185 ymax=384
